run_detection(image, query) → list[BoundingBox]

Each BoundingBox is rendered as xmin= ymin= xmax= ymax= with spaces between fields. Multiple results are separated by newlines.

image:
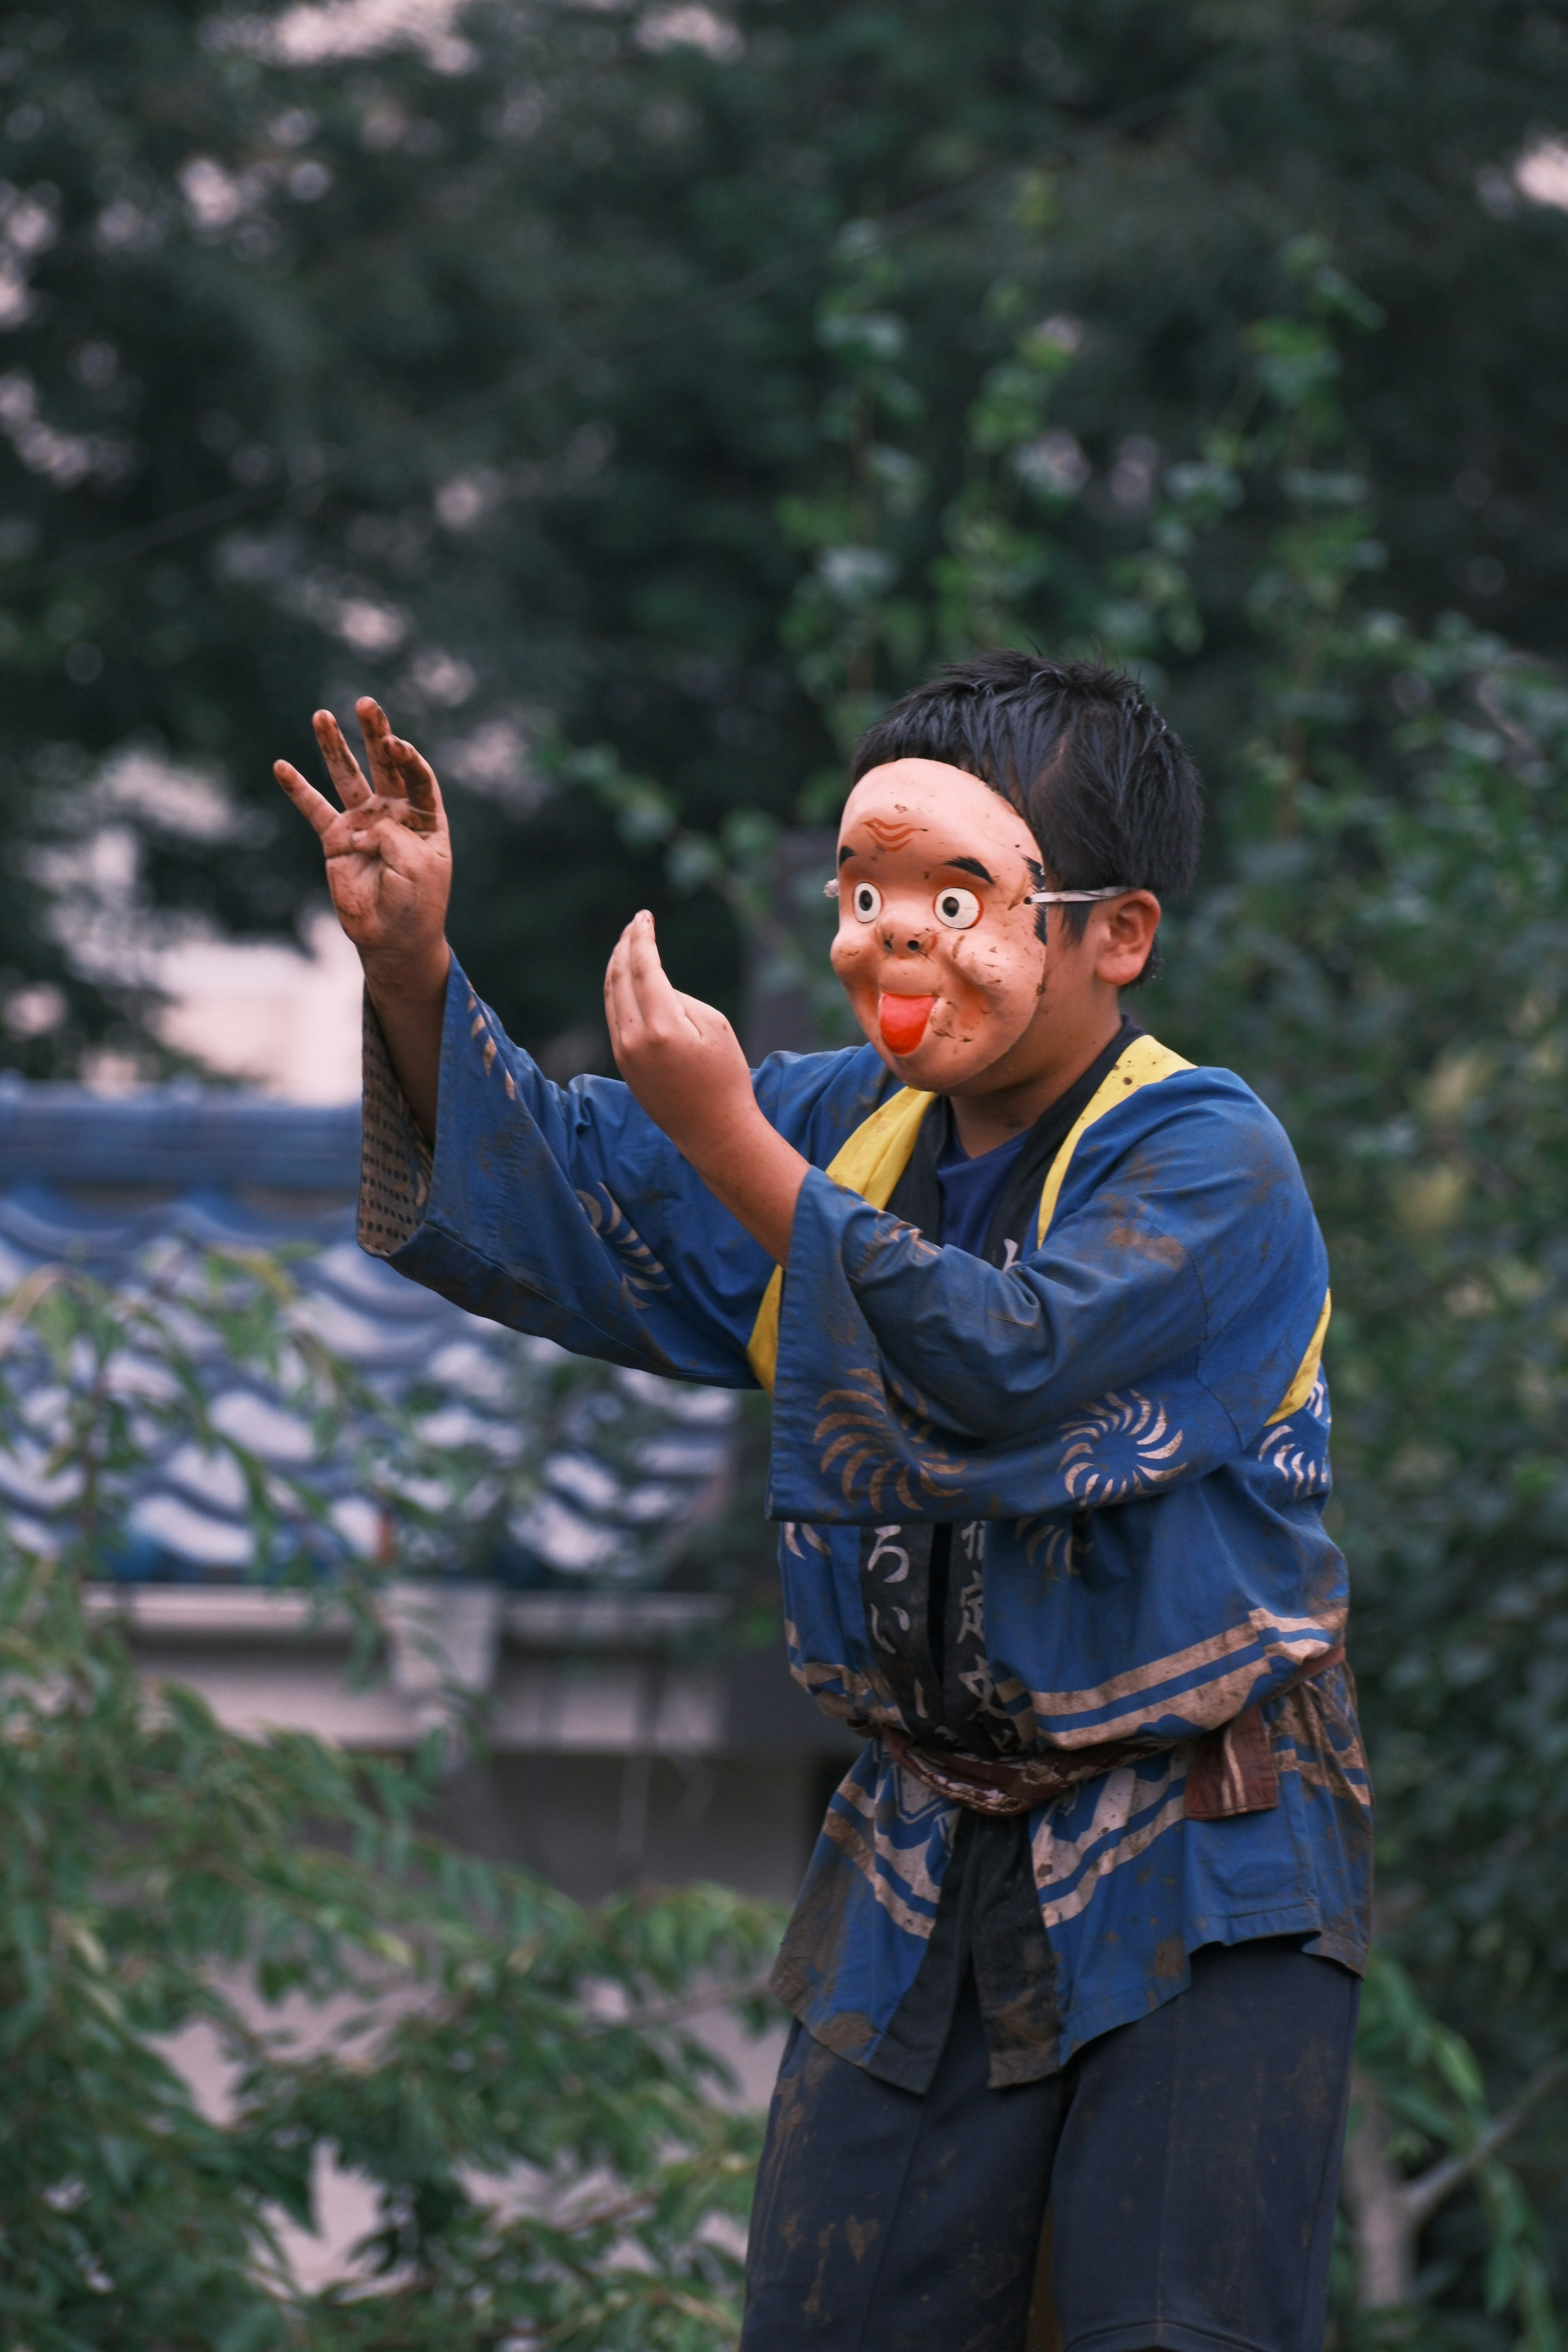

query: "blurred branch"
xmin=1345 ymin=2056 xmax=1566 ymax=2312
xmin=1401 ymin=2054 xmax=1568 ymax=2232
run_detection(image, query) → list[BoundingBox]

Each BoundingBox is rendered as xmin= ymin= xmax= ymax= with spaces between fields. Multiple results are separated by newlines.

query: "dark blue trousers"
xmin=741 ymin=1938 xmax=1359 ymax=2352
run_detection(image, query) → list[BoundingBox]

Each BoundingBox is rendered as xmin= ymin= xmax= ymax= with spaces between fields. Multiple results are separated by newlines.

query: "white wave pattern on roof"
xmin=0 ymin=1170 xmax=738 ymax=1589
xmin=129 ymin=1492 xmax=256 ymax=1570
xmin=510 ymin=1492 xmax=626 ymax=1577
xmin=208 ymin=1387 xmax=316 ymax=1465
xmin=162 ymin=1441 xmax=251 ymax=1516
xmin=546 ymin=1452 xmax=623 ymax=1515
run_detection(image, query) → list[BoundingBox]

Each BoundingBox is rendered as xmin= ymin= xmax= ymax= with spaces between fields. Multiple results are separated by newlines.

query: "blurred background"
xmin=7 ymin=0 xmax=1568 ymax=2340
xmin=12 ymin=0 xmax=1568 ymax=1085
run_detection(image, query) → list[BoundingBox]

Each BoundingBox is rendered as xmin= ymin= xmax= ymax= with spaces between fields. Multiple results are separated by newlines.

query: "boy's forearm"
xmin=681 ymin=1108 xmax=809 ymax=1267
xmin=361 ymin=941 xmax=452 ymax=1145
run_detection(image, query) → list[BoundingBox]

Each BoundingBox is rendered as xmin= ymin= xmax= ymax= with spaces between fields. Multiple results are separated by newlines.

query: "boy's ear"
xmin=1094 ymin=892 xmax=1161 ymax=986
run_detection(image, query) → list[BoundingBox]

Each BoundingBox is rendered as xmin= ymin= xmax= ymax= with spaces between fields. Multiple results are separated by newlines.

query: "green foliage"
xmin=1118 ymin=280 xmax=1568 ymax=2346
xmin=777 ymin=224 xmax=934 ymax=769
xmin=7 ymin=4 xmax=1568 ymax=2336
xmin=9 ymin=0 xmax=1568 ymax=1063
xmin=0 ymin=1262 xmax=781 ymax=2348
xmin=766 ymin=240 xmax=1568 ymax=2341
xmin=1133 ymin=298 xmax=1568 ymax=2052
xmin=1348 ymin=1955 xmax=1559 ymax=2352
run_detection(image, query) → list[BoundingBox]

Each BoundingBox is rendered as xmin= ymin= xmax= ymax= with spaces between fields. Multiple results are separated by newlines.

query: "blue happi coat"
xmin=360 ymin=958 xmax=1372 ymax=2070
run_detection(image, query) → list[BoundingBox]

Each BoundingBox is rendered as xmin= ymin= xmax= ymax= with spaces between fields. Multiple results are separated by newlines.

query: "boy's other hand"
xmin=273 ymin=697 xmax=452 ymax=980
xmin=605 ymin=910 xmax=753 ymax=1151
xmin=605 ymin=911 xmax=808 ymax=1264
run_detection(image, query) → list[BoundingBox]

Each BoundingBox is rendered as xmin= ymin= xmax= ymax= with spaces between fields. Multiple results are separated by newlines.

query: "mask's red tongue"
xmin=878 ymin=993 xmax=936 ymax=1054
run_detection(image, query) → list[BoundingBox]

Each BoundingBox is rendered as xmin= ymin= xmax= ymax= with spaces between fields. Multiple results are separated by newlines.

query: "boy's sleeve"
xmin=357 ymin=956 xmax=893 ymax=1386
xmin=766 ymin=1073 xmax=1329 ymax=1520
xmin=358 ymin=956 xmax=776 ymax=1382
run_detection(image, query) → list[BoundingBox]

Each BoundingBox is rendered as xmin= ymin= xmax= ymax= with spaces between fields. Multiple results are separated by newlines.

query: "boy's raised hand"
xmin=274 ymin=696 xmax=451 ymax=1143
xmin=274 ymin=697 xmax=452 ymax=966
xmin=605 ymin=910 xmax=808 ymax=1265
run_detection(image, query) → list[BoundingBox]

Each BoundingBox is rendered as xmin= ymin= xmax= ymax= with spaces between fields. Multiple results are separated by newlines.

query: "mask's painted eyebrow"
xmin=943 ymin=855 xmax=995 ymax=883
xmin=837 ymin=844 xmax=856 ymax=866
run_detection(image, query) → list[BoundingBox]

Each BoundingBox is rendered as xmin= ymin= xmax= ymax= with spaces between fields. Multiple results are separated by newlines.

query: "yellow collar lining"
xmin=745 ymin=1033 xmax=1196 ymax=1396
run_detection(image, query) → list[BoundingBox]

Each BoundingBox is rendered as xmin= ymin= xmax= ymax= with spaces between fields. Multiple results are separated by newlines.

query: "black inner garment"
xmin=862 ymin=1016 xmax=1143 ymax=2091
xmin=884 ymin=1011 xmax=1140 ymax=1710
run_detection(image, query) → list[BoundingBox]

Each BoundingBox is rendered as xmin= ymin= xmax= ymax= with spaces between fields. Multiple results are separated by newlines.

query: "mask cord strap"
xmin=1026 ymin=885 xmax=1136 ymax=904
xmin=820 ymin=882 xmax=1137 ymax=902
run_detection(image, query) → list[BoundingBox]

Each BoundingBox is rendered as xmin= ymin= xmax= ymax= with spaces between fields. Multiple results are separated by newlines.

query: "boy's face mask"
xmin=829 ymin=759 xmax=1062 ymax=1093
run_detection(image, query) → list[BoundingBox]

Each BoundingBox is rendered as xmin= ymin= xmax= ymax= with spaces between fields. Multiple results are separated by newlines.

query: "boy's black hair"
xmin=851 ymin=652 xmax=1202 ymax=984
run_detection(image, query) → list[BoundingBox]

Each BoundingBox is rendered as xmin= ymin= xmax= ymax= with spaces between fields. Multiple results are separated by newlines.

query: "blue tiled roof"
xmin=0 ymin=1076 xmax=363 ymax=1191
xmin=0 ymin=1086 xmax=737 ymax=1587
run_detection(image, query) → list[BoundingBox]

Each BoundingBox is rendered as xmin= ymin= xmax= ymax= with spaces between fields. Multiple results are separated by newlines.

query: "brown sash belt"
xmin=883 ymin=1644 xmax=1345 ymax=1823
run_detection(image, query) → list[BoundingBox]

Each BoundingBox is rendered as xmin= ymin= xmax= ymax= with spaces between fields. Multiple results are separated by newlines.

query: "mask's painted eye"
xmin=851 ymin=881 xmax=883 ymax=923
xmin=933 ymin=885 xmax=982 ymax=931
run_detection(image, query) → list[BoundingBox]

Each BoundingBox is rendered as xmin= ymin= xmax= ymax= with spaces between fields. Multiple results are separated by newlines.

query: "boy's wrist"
xmin=358 ymin=939 xmax=450 ymax=1147
xmin=359 ymin=938 xmax=452 ymax=1004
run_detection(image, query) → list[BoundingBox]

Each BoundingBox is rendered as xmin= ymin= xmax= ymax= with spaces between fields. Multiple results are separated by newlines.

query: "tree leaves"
xmin=0 ymin=1259 xmax=782 ymax=2347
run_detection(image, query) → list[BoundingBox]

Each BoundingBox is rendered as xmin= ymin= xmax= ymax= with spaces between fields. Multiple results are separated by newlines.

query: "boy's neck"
xmin=944 ymin=994 xmax=1126 ymax=1158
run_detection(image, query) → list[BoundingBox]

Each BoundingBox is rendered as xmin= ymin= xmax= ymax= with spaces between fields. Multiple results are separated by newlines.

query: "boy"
xmin=276 ymin=653 xmax=1371 ymax=2352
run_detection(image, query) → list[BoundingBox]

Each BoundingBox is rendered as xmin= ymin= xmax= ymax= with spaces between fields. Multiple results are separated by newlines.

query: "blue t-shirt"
xmin=934 ymin=1122 xmax=1031 ymax=1256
